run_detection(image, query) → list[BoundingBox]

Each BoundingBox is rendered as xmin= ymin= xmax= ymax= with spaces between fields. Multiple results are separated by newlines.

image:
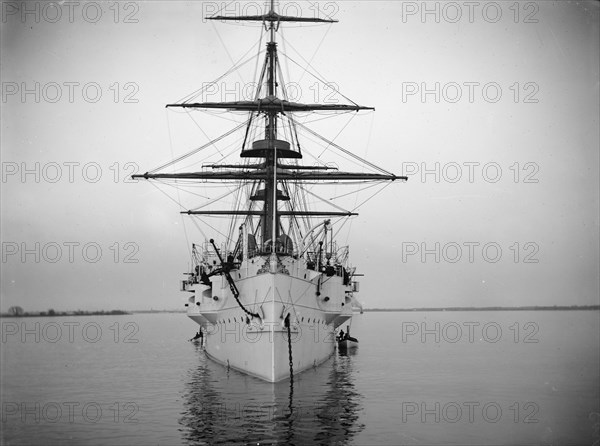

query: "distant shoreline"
xmin=0 ymin=310 xmax=131 ymax=318
xmin=2 ymin=306 xmax=597 ymax=318
xmin=363 ymin=305 xmax=600 ymax=312
xmin=130 ymin=310 xmax=186 ymax=314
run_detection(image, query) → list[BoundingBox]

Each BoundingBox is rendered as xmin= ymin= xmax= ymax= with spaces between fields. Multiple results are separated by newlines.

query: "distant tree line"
xmin=2 ymin=307 xmax=130 ymax=317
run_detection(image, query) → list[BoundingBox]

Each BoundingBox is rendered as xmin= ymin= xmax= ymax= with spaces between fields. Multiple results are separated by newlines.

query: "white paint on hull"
xmin=186 ymin=255 xmax=353 ymax=382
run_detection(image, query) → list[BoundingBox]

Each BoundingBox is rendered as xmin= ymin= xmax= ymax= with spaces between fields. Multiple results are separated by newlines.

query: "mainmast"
xmin=266 ymin=1 xmax=278 ymax=247
xmin=133 ymin=2 xmax=407 ymax=251
xmin=266 ymin=0 xmax=277 ymax=138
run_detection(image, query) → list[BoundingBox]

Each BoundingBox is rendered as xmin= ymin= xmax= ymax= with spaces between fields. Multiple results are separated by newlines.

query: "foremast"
xmin=133 ymin=1 xmax=407 ymax=254
xmin=264 ymin=11 xmax=280 ymax=247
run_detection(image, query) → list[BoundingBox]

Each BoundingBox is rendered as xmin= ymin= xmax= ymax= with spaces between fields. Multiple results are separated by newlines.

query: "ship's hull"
xmin=200 ymin=323 xmax=335 ymax=382
xmin=185 ymin=254 xmax=353 ymax=382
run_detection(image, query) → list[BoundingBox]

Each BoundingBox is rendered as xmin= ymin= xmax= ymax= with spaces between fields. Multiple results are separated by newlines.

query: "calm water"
xmin=1 ymin=311 xmax=598 ymax=445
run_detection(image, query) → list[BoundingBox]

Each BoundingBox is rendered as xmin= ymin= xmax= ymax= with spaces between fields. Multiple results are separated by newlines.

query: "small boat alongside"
xmin=337 ymin=326 xmax=358 ymax=350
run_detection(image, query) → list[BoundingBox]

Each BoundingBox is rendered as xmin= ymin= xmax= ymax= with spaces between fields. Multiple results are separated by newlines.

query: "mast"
xmin=266 ymin=0 xmax=278 ymax=247
xmin=133 ymin=2 xmax=407 ymax=250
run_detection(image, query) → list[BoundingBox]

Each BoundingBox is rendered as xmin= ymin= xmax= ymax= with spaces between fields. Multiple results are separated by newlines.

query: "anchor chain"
xmin=229 ymin=278 xmax=260 ymax=319
xmin=285 ymin=314 xmax=294 ymax=384
xmin=210 ymin=239 xmax=260 ymax=319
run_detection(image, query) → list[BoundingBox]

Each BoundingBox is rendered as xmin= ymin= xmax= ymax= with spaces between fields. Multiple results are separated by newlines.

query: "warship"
xmin=133 ymin=1 xmax=406 ymax=382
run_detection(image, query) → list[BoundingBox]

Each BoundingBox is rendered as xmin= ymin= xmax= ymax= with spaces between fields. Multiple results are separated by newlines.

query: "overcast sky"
xmin=1 ymin=1 xmax=598 ymax=312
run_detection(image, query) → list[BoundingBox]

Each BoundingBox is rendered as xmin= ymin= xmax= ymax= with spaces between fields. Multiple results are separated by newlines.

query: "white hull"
xmin=185 ymin=254 xmax=353 ymax=382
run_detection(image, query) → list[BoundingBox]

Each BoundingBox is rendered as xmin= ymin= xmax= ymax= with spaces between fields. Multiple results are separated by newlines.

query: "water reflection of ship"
xmin=179 ymin=343 xmax=364 ymax=444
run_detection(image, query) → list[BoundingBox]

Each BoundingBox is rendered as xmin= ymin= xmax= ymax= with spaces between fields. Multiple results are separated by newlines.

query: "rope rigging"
xmin=136 ymin=0 xmax=405 ymax=279
xmin=276 ymin=39 xmax=361 ymax=107
xmin=295 ymin=120 xmax=394 ymax=175
xmin=148 ymin=120 xmax=249 ymax=174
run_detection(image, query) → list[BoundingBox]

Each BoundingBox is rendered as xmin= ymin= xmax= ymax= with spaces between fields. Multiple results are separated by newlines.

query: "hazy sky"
xmin=1 ymin=1 xmax=598 ymax=311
